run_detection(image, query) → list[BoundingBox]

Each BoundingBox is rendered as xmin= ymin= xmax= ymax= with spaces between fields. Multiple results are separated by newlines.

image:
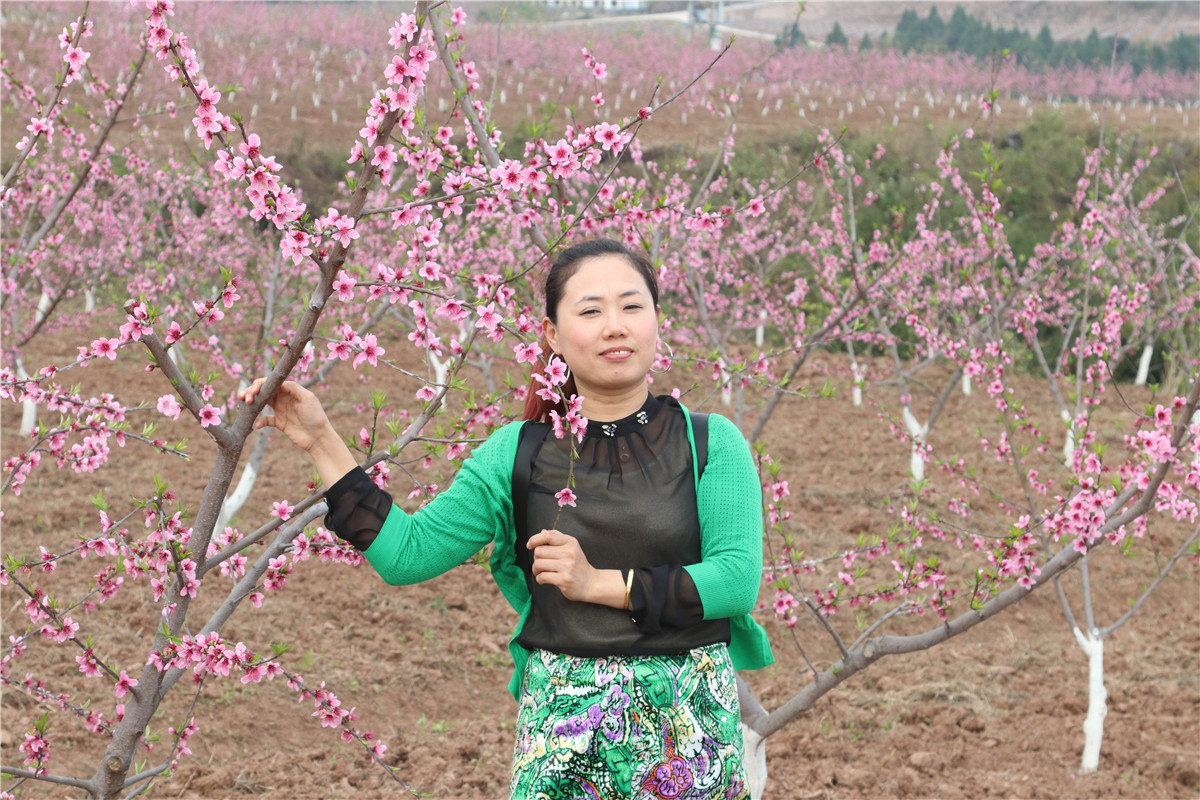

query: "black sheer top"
xmin=323 ymin=393 xmax=730 ymax=656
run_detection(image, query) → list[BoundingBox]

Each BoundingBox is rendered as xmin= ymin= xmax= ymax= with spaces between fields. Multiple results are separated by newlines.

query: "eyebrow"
xmin=573 ymin=289 xmax=646 ymax=305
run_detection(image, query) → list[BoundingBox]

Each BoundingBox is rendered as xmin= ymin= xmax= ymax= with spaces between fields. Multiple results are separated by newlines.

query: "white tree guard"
xmin=851 ymin=362 xmax=865 ymax=408
xmin=741 ymin=723 xmax=767 ymax=799
xmin=1134 ymin=343 xmax=1153 ymax=386
xmin=719 ymin=358 xmax=732 ymax=407
xmin=214 ymin=443 xmax=261 ymax=533
xmin=34 ymin=290 xmax=52 ymax=325
xmin=902 ymin=405 xmax=928 ymax=481
xmin=1073 ymin=626 xmax=1108 ymax=773
xmin=430 ymin=349 xmax=449 ymax=388
xmin=16 ymin=355 xmax=37 ymax=436
xmin=1062 ymin=409 xmax=1076 ymax=463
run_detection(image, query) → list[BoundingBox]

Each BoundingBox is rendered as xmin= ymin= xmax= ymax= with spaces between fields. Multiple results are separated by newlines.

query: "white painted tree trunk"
xmin=846 ymin=342 xmax=865 ymax=408
xmin=1062 ymin=409 xmax=1076 ymax=462
xmin=1134 ymin=343 xmax=1153 ymax=386
xmin=1073 ymin=627 xmax=1107 ymax=774
xmin=718 ymin=359 xmax=732 ymax=407
xmin=16 ymin=355 xmax=37 ymax=436
xmin=902 ymin=406 xmax=928 ymax=481
xmin=741 ymin=724 xmax=767 ymax=799
xmin=961 ymin=372 xmax=972 ymax=396
xmin=214 ymin=380 xmax=262 ymax=532
xmin=84 ymin=289 xmax=96 ymax=312
xmin=34 ymin=290 xmax=52 ymax=325
xmin=754 ymin=309 xmax=768 ymax=348
xmin=214 ymin=450 xmax=260 ymax=533
xmin=430 ymin=350 xmax=449 ymax=388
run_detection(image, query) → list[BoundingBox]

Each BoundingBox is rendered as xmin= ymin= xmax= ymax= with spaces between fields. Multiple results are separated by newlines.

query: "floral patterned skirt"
xmin=509 ymin=644 xmax=748 ymax=800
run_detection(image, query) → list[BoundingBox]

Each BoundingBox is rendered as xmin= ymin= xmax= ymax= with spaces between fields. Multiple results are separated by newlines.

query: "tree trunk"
xmin=16 ymin=354 xmax=37 ymax=436
xmin=901 ymin=405 xmax=927 ymax=481
xmin=430 ymin=349 xmax=449 ymax=387
xmin=719 ymin=359 xmax=732 ymax=407
xmin=215 ymin=430 xmax=271 ymax=533
xmin=1134 ymin=342 xmax=1153 ymax=386
xmin=1073 ymin=626 xmax=1108 ymax=774
xmin=1062 ymin=408 xmax=1076 ymax=463
xmin=34 ymin=290 xmax=52 ymax=325
xmin=847 ymin=340 xmax=864 ymax=408
xmin=741 ymin=724 xmax=767 ymax=799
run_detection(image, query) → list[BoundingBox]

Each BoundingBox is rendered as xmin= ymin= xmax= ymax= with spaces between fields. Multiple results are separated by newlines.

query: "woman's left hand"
xmin=527 ymin=529 xmax=623 ymax=607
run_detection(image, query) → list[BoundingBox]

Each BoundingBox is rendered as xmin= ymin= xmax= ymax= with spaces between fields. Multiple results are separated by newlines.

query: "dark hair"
xmin=522 ymin=239 xmax=659 ymax=422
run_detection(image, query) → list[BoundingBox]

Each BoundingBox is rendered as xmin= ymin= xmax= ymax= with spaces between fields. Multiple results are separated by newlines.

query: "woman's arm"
xmin=238 ymin=378 xmax=357 ymax=487
xmin=684 ymin=413 xmax=765 ymax=620
xmin=360 ymin=421 xmax=521 ymax=585
xmin=239 ymin=377 xmax=517 ymax=585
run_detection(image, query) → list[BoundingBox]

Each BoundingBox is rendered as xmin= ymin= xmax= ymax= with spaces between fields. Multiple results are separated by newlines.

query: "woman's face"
xmin=543 ymin=254 xmax=659 ymax=400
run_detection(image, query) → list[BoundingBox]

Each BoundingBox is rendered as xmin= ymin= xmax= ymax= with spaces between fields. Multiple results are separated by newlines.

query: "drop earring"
xmin=553 ymin=353 xmax=572 ymax=385
xmin=650 ymin=339 xmax=674 ymax=374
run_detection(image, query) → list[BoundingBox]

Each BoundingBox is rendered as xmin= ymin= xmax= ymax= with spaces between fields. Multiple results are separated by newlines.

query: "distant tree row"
xmin=788 ymin=6 xmax=1200 ymax=75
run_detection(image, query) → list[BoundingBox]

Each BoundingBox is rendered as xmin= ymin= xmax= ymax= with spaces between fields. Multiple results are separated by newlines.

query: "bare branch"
xmin=743 ymin=373 xmax=1199 ymax=739
xmin=1099 ymin=524 xmax=1200 ymax=639
xmin=0 ymin=767 xmax=92 ymax=792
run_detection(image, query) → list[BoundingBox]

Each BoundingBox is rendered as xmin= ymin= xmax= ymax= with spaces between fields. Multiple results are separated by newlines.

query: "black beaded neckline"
xmin=583 ymin=393 xmax=663 ymax=439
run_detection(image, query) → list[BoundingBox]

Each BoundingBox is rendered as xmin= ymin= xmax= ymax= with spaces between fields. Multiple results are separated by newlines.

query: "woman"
xmin=239 ymin=239 xmax=772 ymax=798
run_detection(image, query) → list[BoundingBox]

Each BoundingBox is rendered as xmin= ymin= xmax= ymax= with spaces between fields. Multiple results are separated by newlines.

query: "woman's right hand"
xmin=238 ymin=378 xmax=334 ymax=454
xmin=239 ymin=378 xmax=359 ymax=488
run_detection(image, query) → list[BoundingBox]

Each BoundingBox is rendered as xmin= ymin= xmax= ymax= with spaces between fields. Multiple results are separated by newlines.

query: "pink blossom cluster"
xmin=164 ymin=717 xmax=199 ymax=772
xmin=285 ymin=674 xmax=388 ymax=761
xmin=0 ymin=389 xmax=130 ymax=494
xmin=326 ymin=323 xmax=387 ymax=370
xmin=580 ymin=46 xmax=609 ymax=108
xmin=135 ymin=0 xmax=320 ymax=265
xmin=0 ymin=669 xmax=114 ymax=739
xmin=346 ymin=16 xmax=437 ymax=189
xmin=18 ymin=727 xmax=50 ymax=776
xmin=5 ymin=15 xmax=94 ymax=164
xmin=146 ymin=632 xmax=284 ymax=687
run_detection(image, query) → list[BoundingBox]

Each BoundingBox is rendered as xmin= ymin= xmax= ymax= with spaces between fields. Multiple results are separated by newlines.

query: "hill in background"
xmin=709 ymin=1 xmax=1199 ymax=44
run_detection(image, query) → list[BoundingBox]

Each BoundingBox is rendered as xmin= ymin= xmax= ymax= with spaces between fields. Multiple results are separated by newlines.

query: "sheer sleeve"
xmin=323 ymin=467 xmax=393 ymax=552
xmin=628 ymin=565 xmax=706 ymax=633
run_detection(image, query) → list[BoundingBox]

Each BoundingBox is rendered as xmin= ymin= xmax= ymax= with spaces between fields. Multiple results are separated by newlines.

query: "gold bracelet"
xmin=623 ymin=569 xmax=634 ymax=611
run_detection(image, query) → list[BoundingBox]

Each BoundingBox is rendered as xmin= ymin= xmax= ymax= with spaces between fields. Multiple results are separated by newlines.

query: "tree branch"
xmin=0 ymin=766 xmax=92 ymax=791
xmin=743 ymin=372 xmax=1198 ymax=739
xmin=1098 ymin=524 xmax=1200 ymax=639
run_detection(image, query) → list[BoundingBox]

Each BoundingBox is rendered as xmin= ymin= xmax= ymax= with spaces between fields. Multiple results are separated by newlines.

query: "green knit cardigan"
xmin=362 ymin=405 xmax=774 ymax=699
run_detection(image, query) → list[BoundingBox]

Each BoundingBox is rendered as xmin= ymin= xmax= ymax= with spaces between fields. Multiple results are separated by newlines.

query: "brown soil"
xmin=2 ymin=6 xmax=1198 ymax=796
xmin=2 ymin=324 xmax=1197 ymax=800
